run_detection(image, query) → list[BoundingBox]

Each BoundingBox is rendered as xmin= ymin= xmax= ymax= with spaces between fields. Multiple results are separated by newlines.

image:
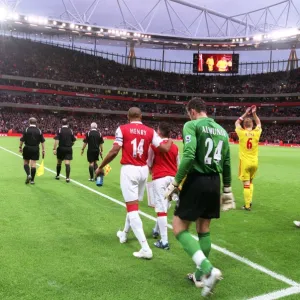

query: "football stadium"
xmin=1 ymin=0 xmax=300 ymax=299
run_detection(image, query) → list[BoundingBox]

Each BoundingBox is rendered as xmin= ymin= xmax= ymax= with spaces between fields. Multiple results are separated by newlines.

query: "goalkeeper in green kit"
xmin=165 ymin=98 xmax=235 ymax=297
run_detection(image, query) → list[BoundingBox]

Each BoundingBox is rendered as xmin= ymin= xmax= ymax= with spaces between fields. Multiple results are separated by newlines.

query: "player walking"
xmin=81 ymin=122 xmax=104 ymax=181
xmin=96 ymin=107 xmax=172 ymax=259
xmin=148 ymin=122 xmax=180 ymax=250
xmin=235 ymin=106 xmax=262 ymax=211
xmin=165 ymin=98 xmax=234 ymax=297
xmin=53 ymin=118 xmax=76 ymax=183
xmin=19 ymin=117 xmax=45 ymax=185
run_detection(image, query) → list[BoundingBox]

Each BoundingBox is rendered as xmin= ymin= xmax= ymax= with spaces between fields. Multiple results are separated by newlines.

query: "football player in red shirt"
xmin=148 ymin=122 xmax=180 ymax=250
xmin=96 ymin=107 xmax=172 ymax=259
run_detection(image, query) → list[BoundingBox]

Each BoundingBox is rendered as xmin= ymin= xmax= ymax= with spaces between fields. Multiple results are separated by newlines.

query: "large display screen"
xmin=193 ymin=53 xmax=239 ymax=73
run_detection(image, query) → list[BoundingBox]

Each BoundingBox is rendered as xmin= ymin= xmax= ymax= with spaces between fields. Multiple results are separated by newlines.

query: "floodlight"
xmin=0 ymin=7 xmax=7 ymax=21
xmin=253 ymin=35 xmax=262 ymax=41
xmin=70 ymin=23 xmax=75 ymax=29
xmin=87 ymin=26 xmax=91 ymax=31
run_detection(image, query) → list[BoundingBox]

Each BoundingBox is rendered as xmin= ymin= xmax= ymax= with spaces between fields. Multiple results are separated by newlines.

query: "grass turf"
xmin=0 ymin=137 xmax=299 ymax=299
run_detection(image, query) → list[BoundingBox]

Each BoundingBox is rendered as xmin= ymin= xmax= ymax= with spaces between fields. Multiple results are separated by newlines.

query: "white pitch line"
xmin=0 ymin=145 xmax=299 ymax=289
xmin=248 ymin=286 xmax=300 ymax=300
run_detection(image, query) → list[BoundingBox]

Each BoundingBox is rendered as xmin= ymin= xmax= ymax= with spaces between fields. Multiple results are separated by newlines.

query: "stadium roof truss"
xmin=58 ymin=0 xmax=300 ymax=38
xmin=0 ymin=0 xmax=21 ymax=12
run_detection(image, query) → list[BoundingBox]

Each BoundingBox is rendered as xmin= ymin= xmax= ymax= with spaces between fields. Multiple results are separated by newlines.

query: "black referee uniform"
xmin=84 ymin=129 xmax=104 ymax=163
xmin=83 ymin=128 xmax=104 ymax=180
xmin=54 ymin=125 xmax=76 ymax=182
xmin=21 ymin=125 xmax=45 ymax=161
xmin=20 ymin=124 xmax=45 ymax=184
xmin=54 ymin=126 xmax=76 ymax=161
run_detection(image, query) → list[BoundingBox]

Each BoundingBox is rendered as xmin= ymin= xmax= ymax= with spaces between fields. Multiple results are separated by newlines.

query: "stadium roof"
xmin=2 ymin=0 xmax=300 ymax=51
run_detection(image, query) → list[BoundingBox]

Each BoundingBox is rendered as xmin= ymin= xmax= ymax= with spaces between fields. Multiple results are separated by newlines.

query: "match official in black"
xmin=53 ymin=118 xmax=76 ymax=183
xmin=81 ymin=122 xmax=104 ymax=181
xmin=19 ymin=117 xmax=45 ymax=184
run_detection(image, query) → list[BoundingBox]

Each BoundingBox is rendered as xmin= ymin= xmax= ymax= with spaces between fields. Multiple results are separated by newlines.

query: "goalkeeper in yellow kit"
xmin=235 ymin=106 xmax=262 ymax=211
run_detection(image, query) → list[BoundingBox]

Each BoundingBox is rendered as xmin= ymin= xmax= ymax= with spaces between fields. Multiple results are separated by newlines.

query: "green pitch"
xmin=0 ymin=137 xmax=299 ymax=300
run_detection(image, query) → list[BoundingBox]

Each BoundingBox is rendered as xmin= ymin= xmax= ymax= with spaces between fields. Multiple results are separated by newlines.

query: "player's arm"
xmin=252 ymin=106 xmax=261 ymax=128
xmin=221 ymin=141 xmax=235 ymax=211
xmin=152 ymin=130 xmax=172 ymax=153
xmin=147 ymin=146 xmax=155 ymax=174
xmin=174 ymin=122 xmax=196 ymax=185
xmin=53 ymin=131 xmax=59 ymax=155
xmin=96 ymin=127 xmax=122 ymax=175
xmin=81 ymin=133 xmax=88 ymax=156
xmin=97 ymin=144 xmax=121 ymax=174
xmin=19 ymin=131 xmax=25 ymax=152
xmin=71 ymin=131 xmax=76 ymax=145
xmin=40 ymin=131 xmax=46 ymax=158
xmin=99 ymin=134 xmax=104 ymax=158
xmin=235 ymin=107 xmax=252 ymax=128
xmin=165 ymin=123 xmax=195 ymax=200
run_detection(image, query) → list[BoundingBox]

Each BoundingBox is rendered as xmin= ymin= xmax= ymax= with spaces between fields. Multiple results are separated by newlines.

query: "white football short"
xmin=120 ymin=165 xmax=149 ymax=202
xmin=152 ymin=176 xmax=174 ymax=213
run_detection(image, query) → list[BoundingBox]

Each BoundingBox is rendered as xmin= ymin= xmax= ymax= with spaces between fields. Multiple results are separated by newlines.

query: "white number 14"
xmin=131 ymin=138 xmax=145 ymax=158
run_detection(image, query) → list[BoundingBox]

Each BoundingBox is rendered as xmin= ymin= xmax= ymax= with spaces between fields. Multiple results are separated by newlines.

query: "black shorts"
xmin=57 ymin=147 xmax=73 ymax=161
xmin=174 ymin=173 xmax=221 ymax=221
xmin=87 ymin=150 xmax=100 ymax=163
xmin=23 ymin=146 xmax=39 ymax=161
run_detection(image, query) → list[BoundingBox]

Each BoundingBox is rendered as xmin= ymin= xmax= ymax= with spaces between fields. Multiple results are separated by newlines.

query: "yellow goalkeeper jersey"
xmin=235 ymin=125 xmax=262 ymax=162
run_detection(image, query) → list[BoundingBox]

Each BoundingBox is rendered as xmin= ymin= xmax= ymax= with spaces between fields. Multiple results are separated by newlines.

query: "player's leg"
xmin=56 ymin=158 xmax=62 ymax=179
xmin=65 ymin=148 xmax=72 ymax=183
xmin=153 ymin=177 xmax=171 ymax=250
xmin=173 ymin=216 xmax=217 ymax=292
xmin=293 ymin=221 xmax=300 ymax=227
xmin=249 ymin=165 xmax=258 ymax=206
xmin=30 ymin=160 xmax=37 ymax=184
xmin=89 ymin=162 xmax=94 ymax=181
xmin=87 ymin=150 xmax=96 ymax=181
xmin=23 ymin=157 xmax=31 ymax=184
xmin=178 ymin=174 xmax=222 ymax=296
xmin=131 ymin=166 xmax=152 ymax=258
xmin=239 ymin=160 xmax=251 ymax=210
xmin=56 ymin=147 xmax=62 ymax=179
xmin=29 ymin=147 xmax=39 ymax=184
xmin=242 ymin=180 xmax=251 ymax=210
xmin=193 ymin=218 xmax=211 ymax=283
xmin=65 ymin=160 xmax=71 ymax=182
xmin=119 ymin=165 xmax=152 ymax=258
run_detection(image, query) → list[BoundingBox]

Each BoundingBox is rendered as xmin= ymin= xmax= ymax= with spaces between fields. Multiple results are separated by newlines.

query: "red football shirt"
xmin=148 ymin=139 xmax=180 ymax=180
xmin=114 ymin=121 xmax=162 ymax=166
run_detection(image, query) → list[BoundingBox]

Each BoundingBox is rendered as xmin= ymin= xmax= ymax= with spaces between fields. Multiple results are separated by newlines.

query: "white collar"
xmin=62 ymin=125 xmax=68 ymax=128
xmin=161 ymin=138 xmax=168 ymax=141
xmin=91 ymin=128 xmax=97 ymax=131
xmin=29 ymin=125 xmax=36 ymax=127
xmin=130 ymin=121 xmax=142 ymax=124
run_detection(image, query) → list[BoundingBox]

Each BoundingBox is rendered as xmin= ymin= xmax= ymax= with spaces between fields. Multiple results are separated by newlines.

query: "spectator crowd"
xmin=0 ymin=37 xmax=300 ymax=143
xmin=0 ymin=37 xmax=300 ymax=95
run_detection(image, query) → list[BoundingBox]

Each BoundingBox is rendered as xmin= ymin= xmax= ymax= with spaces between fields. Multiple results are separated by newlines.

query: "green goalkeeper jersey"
xmin=175 ymin=117 xmax=231 ymax=186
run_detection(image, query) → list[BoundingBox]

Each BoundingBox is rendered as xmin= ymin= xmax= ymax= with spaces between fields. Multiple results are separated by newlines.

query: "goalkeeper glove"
xmin=221 ymin=186 xmax=236 ymax=212
xmin=165 ymin=180 xmax=179 ymax=201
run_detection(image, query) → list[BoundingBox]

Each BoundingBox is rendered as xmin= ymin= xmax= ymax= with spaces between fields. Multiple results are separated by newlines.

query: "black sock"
xmin=56 ymin=164 xmax=61 ymax=176
xmin=89 ymin=166 xmax=94 ymax=179
xmin=31 ymin=167 xmax=36 ymax=181
xmin=66 ymin=164 xmax=70 ymax=178
xmin=94 ymin=163 xmax=98 ymax=171
xmin=24 ymin=164 xmax=30 ymax=176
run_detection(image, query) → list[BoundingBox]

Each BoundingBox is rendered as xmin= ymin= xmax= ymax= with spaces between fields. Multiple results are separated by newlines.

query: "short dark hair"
xmin=62 ymin=118 xmax=68 ymax=125
xmin=29 ymin=117 xmax=37 ymax=125
xmin=186 ymin=98 xmax=206 ymax=113
xmin=158 ymin=122 xmax=171 ymax=138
